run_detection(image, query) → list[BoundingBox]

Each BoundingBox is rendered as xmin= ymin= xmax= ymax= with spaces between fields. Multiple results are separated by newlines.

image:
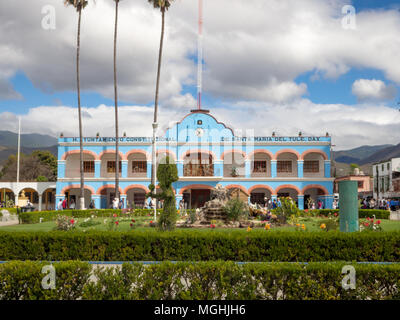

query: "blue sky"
xmin=1 ymin=0 xmax=400 ymax=149
xmin=1 ymin=0 xmax=399 ymax=114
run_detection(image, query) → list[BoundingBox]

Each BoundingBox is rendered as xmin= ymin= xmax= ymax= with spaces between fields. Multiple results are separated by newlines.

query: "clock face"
xmin=195 ymin=128 xmax=204 ymax=137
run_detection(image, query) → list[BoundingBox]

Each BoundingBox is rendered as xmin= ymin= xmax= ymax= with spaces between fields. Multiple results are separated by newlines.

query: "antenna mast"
xmin=197 ymin=0 xmax=203 ymax=110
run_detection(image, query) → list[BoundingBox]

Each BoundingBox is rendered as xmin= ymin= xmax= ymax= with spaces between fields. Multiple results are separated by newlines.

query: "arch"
xmin=123 ymin=184 xmax=150 ymax=194
xmin=156 ymin=149 xmax=177 ymax=161
xmin=275 ymin=184 xmax=302 ymax=195
xmin=273 ymin=149 xmax=300 ymax=160
xmin=60 ymin=184 xmax=96 ymax=195
xmin=179 ymin=184 xmax=214 ymax=195
xmin=61 ymin=149 xmax=99 ymax=161
xmin=225 ymin=184 xmax=249 ymax=196
xmin=126 ymin=149 xmax=151 ymax=161
xmin=96 ymin=184 xmax=124 ymax=196
xmin=221 ymin=150 xmax=246 ymax=160
xmin=246 ymin=149 xmax=274 ymax=160
xmin=248 ymin=184 xmax=276 ymax=195
xmin=181 ymin=149 xmax=216 ymax=161
xmin=155 ymin=185 xmax=176 ymax=194
xmin=302 ymin=184 xmax=329 ymax=195
xmin=99 ymin=150 xmax=125 ymax=160
xmin=301 ymin=149 xmax=328 ymax=160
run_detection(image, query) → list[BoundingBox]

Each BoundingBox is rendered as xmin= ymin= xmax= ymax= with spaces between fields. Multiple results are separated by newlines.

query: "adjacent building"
xmin=372 ymin=157 xmax=400 ymax=199
xmin=334 ymin=172 xmax=373 ymax=198
xmin=56 ymin=109 xmax=335 ymax=209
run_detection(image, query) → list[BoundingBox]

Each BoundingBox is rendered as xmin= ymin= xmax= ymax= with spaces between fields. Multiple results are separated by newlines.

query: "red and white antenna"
xmin=197 ymin=0 xmax=203 ymax=110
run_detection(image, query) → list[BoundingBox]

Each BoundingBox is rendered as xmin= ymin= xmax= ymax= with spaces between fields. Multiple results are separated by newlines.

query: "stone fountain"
xmin=196 ymin=184 xmax=232 ymax=224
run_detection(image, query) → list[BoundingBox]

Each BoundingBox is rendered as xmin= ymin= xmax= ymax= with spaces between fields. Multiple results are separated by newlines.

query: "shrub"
xmin=1 ymin=231 xmax=400 ymax=261
xmin=2 ymin=261 xmax=400 ymax=300
xmin=224 ymin=198 xmax=248 ymax=222
xmin=274 ymin=197 xmax=300 ymax=224
xmin=55 ymin=215 xmax=76 ymax=231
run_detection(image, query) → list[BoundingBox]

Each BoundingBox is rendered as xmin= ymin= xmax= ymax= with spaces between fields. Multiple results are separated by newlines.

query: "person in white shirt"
xmin=57 ymin=199 xmax=63 ymax=210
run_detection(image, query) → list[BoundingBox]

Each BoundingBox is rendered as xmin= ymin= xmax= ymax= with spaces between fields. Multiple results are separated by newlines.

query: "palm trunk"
xmin=77 ymin=6 xmax=85 ymax=210
xmin=151 ymin=8 xmax=165 ymax=220
xmin=114 ymin=0 xmax=120 ymax=203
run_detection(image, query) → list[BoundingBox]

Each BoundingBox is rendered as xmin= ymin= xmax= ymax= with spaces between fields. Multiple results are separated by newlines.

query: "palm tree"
xmin=113 ymin=0 xmax=121 ymax=205
xmin=148 ymin=0 xmax=174 ymax=219
xmin=64 ymin=0 xmax=88 ymax=209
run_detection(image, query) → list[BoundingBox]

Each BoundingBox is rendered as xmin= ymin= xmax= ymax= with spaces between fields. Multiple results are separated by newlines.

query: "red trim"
xmin=181 ymin=149 xmax=216 ymax=161
xmin=220 ymin=150 xmax=246 ymax=160
xmin=96 ymin=185 xmax=124 ymax=196
xmin=61 ymin=184 xmax=95 ymax=195
xmin=275 ymin=184 xmax=302 ymax=195
xmin=274 ymin=149 xmax=301 ymax=160
xmin=301 ymin=149 xmax=329 ymax=160
xmin=123 ymin=184 xmax=150 ymax=194
xmin=302 ymin=184 xmax=329 ymax=195
xmin=61 ymin=150 xmax=98 ymax=161
xmin=248 ymin=185 xmax=275 ymax=196
xmin=126 ymin=149 xmax=151 ymax=161
xmin=225 ymin=184 xmax=249 ymax=196
xmin=179 ymin=184 xmax=214 ymax=195
xmin=246 ymin=149 xmax=273 ymax=160
xmin=99 ymin=150 xmax=126 ymax=161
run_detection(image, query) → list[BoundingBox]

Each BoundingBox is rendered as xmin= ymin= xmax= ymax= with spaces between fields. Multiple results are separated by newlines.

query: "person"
xmin=119 ymin=199 xmax=124 ymax=209
xmin=112 ymin=198 xmax=119 ymax=209
xmin=332 ymin=199 xmax=337 ymax=210
xmin=62 ymin=198 xmax=67 ymax=210
xmin=27 ymin=200 xmax=33 ymax=207
xmin=318 ymin=200 xmax=322 ymax=210
xmin=57 ymin=199 xmax=63 ymax=211
xmin=272 ymin=199 xmax=277 ymax=209
xmin=148 ymin=198 xmax=152 ymax=209
xmin=89 ymin=200 xmax=95 ymax=209
xmin=69 ymin=199 xmax=75 ymax=209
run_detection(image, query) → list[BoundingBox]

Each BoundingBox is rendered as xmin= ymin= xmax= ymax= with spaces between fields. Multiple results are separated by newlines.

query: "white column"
xmin=38 ymin=194 xmax=42 ymax=211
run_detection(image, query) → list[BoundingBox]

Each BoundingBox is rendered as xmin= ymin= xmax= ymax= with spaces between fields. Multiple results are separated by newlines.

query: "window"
xmin=388 ymin=163 xmax=390 ymax=170
xmin=304 ymin=160 xmax=319 ymax=173
xmin=197 ymin=120 xmax=202 ymax=125
xmin=132 ymin=161 xmax=147 ymax=173
xmin=107 ymin=161 xmax=122 ymax=173
xmin=83 ymin=161 xmax=95 ymax=173
xmin=253 ymin=161 xmax=267 ymax=173
xmin=277 ymin=160 xmax=292 ymax=173
xmin=357 ymin=181 xmax=364 ymax=189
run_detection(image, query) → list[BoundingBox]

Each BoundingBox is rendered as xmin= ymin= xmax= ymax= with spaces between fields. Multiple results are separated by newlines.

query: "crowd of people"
xmin=360 ymin=198 xmax=400 ymax=211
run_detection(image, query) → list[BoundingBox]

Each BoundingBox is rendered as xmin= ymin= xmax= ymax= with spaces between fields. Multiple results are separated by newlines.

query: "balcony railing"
xmin=184 ymin=164 xmax=214 ymax=177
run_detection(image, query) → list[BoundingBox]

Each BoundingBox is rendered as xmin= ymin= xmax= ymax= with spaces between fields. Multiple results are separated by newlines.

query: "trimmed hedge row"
xmin=18 ymin=208 xmax=163 ymax=224
xmin=298 ymin=209 xmax=390 ymax=219
xmin=1 ymin=261 xmax=400 ymax=300
xmin=1 ymin=230 xmax=400 ymax=261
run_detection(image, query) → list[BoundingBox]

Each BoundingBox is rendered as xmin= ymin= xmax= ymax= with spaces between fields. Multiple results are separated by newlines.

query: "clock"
xmin=195 ymin=128 xmax=204 ymax=137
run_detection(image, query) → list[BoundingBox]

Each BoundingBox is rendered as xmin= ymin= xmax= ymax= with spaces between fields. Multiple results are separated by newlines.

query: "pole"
xmin=152 ymin=123 xmax=158 ymax=221
xmin=197 ymin=0 xmax=203 ymax=110
xmin=17 ymin=117 xmax=21 ymax=185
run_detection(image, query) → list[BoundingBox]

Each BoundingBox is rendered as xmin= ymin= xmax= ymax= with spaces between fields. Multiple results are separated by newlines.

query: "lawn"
xmin=1 ymin=216 xmax=400 ymax=233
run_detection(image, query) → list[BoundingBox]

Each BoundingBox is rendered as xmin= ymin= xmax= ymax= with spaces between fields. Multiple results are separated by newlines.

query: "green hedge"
xmin=1 ymin=261 xmax=400 ymax=300
xmin=18 ymin=208 xmax=164 ymax=224
xmin=296 ymin=209 xmax=390 ymax=219
xmin=1 ymin=230 xmax=400 ymax=261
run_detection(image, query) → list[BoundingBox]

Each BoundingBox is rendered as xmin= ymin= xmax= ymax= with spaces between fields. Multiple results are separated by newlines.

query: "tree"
xmin=64 ymin=0 xmax=89 ymax=210
xmin=0 ymin=152 xmax=56 ymax=182
xmin=147 ymin=156 xmax=178 ymax=231
xmin=31 ymin=150 xmax=57 ymax=178
xmin=148 ymin=0 xmax=174 ymax=211
xmin=350 ymin=163 xmax=360 ymax=174
xmin=113 ymin=0 xmax=121 ymax=201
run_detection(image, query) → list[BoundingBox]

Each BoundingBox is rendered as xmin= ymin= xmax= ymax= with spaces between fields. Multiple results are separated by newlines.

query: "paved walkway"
xmin=0 ymin=220 xmax=19 ymax=227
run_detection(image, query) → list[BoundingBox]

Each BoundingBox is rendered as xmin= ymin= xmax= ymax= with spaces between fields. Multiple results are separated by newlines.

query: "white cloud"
xmin=1 ymin=0 xmax=400 ymax=104
xmin=352 ymin=79 xmax=397 ymax=102
xmin=1 ymin=101 xmax=399 ymax=150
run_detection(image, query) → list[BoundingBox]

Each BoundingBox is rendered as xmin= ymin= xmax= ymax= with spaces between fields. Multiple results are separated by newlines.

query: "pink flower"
xmin=115 ymin=221 xmax=119 ymax=225
xmin=113 ymin=213 xmax=117 ymax=218
xmin=376 ymin=220 xmax=381 ymax=225
xmin=70 ymin=219 xmax=75 ymax=224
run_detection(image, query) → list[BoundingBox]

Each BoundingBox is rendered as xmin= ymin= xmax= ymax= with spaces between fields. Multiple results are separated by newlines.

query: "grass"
xmin=1 ymin=216 xmax=400 ymax=233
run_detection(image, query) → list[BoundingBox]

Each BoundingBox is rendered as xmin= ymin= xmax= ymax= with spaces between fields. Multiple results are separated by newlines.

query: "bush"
xmin=224 ymin=198 xmax=248 ymax=222
xmin=1 ymin=230 xmax=400 ymax=261
xmin=0 ymin=261 xmax=91 ymax=300
xmin=290 ymin=209 xmax=390 ymax=220
xmin=2 ymin=261 xmax=400 ymax=300
xmin=18 ymin=209 xmax=164 ymax=224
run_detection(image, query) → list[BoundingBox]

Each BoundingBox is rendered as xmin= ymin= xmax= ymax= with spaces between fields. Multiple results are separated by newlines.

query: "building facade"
xmin=334 ymin=174 xmax=373 ymax=198
xmin=372 ymin=158 xmax=400 ymax=199
xmin=56 ymin=110 xmax=335 ymax=209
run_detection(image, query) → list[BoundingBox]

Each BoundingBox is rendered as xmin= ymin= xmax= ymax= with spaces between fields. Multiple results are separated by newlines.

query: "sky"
xmin=0 ymin=0 xmax=400 ymax=150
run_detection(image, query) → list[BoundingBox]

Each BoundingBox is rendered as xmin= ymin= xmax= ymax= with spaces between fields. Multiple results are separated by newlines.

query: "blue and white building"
xmin=56 ymin=109 xmax=334 ymax=209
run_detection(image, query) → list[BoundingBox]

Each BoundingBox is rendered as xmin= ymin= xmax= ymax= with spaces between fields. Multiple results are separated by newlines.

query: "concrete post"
xmin=324 ymin=160 xmax=331 ymax=178
xmin=339 ymin=180 xmax=359 ymax=232
xmin=94 ymin=160 xmax=101 ymax=178
xmin=297 ymin=160 xmax=304 ymax=178
xmin=297 ymin=195 xmax=304 ymax=210
xmin=245 ymin=160 xmax=251 ymax=178
xmin=38 ymin=194 xmax=42 ymax=211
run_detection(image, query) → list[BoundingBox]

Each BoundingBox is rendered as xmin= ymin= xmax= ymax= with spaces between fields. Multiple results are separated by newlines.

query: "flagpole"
xmin=17 ymin=117 xmax=21 ymax=185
